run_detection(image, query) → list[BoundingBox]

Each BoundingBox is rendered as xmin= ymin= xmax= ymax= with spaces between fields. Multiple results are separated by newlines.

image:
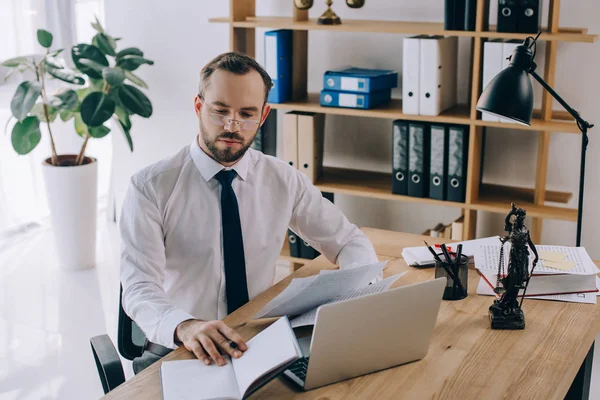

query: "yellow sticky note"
xmin=539 ymin=250 xmax=567 ymax=263
xmin=544 ymin=260 xmax=576 ymax=271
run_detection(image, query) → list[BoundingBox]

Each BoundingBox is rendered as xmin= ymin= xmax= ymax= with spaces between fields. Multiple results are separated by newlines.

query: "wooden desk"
xmin=104 ymin=229 xmax=600 ymax=400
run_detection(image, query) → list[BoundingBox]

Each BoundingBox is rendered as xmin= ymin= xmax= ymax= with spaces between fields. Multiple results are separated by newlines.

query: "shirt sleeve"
xmin=119 ymin=178 xmax=195 ymax=349
xmin=288 ymin=171 xmax=379 ymax=272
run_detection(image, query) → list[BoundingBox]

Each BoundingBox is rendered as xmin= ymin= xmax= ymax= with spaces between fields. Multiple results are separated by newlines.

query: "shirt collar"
xmin=190 ymin=135 xmax=250 ymax=182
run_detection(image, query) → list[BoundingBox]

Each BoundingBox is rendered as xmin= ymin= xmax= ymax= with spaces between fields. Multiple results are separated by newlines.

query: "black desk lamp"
xmin=476 ymin=32 xmax=594 ymax=247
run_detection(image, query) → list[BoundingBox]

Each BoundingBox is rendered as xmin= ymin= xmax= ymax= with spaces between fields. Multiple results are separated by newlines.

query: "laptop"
xmin=283 ymin=277 xmax=446 ymax=390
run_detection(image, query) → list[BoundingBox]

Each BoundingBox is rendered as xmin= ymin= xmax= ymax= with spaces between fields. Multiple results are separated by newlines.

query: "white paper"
xmin=476 ymin=277 xmax=597 ymax=304
xmin=265 ymin=35 xmax=278 ymax=78
xmin=255 ymin=261 xmax=387 ymax=318
xmin=339 ymin=93 xmax=359 ymax=107
xmin=401 ymin=236 xmax=501 ymax=267
xmin=475 ymin=244 xmax=600 ymax=276
xmin=232 ymin=317 xmax=300 ymax=397
xmin=290 ymin=272 xmax=407 ymax=328
xmin=160 ymin=360 xmax=240 ymax=400
xmin=340 ymin=77 xmax=359 ymax=91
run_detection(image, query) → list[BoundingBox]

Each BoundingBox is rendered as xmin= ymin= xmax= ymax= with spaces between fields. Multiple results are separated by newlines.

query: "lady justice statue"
xmin=489 ymin=203 xmax=539 ymax=330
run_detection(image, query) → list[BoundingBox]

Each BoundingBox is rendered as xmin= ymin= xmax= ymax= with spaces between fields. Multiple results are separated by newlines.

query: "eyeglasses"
xmin=207 ymin=112 xmax=260 ymax=131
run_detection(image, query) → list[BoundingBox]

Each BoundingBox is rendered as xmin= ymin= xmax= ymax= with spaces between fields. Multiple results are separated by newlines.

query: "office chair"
xmin=90 ymin=284 xmax=147 ymax=394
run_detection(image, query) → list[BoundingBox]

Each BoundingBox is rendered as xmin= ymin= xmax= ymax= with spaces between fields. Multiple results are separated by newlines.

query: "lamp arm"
xmin=529 ymin=69 xmax=594 ymax=247
xmin=529 ymin=70 xmax=593 ymax=130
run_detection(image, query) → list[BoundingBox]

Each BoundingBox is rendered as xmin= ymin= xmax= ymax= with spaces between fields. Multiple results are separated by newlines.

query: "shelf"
xmin=268 ymin=94 xmax=580 ymax=133
xmin=480 ymin=184 xmax=573 ymax=204
xmin=313 ymin=168 xmax=578 ymax=221
xmin=269 ymin=94 xmax=472 ymax=125
xmin=280 ymin=236 xmax=308 ymax=265
xmin=209 ymin=17 xmax=598 ymax=43
xmin=315 ymin=167 xmax=468 ymax=209
xmin=472 ymin=195 xmax=578 ymax=221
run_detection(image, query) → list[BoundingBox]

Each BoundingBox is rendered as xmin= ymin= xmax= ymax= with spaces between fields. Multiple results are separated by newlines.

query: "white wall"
xmin=106 ymin=0 xmax=600 ymax=258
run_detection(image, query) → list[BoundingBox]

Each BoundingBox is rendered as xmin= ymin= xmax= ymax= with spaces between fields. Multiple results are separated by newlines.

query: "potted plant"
xmin=2 ymin=18 xmax=154 ymax=269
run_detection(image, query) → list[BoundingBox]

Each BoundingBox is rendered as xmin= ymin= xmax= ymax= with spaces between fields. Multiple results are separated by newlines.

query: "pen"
xmin=455 ymin=244 xmax=463 ymax=268
xmin=440 ymin=244 xmax=453 ymax=264
xmin=423 ymin=241 xmax=444 ymax=263
xmin=229 ymin=341 xmax=239 ymax=350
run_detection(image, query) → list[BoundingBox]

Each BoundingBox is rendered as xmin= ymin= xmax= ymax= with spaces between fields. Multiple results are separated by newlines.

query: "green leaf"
xmin=30 ymin=103 xmax=59 ymax=123
xmin=114 ymin=105 xmax=131 ymax=129
xmin=124 ymin=70 xmax=148 ymax=89
xmin=60 ymin=109 xmax=75 ymax=122
xmin=11 ymin=81 xmax=42 ymax=121
xmin=11 ymin=116 xmax=41 ymax=155
xmin=89 ymin=78 xmax=105 ymax=91
xmin=1 ymin=56 xmax=34 ymax=68
xmin=75 ymin=87 xmax=93 ymax=102
xmin=72 ymin=44 xmax=109 ymax=79
xmin=80 ymin=92 xmax=116 ymax=127
xmin=49 ymin=89 xmax=79 ymax=110
xmin=92 ymin=33 xmax=117 ymax=57
xmin=78 ymin=58 xmax=106 ymax=74
xmin=43 ymin=56 xmax=64 ymax=70
xmin=118 ymin=84 xmax=152 ymax=118
xmin=89 ymin=124 xmax=111 ymax=138
xmin=3 ymin=68 xmax=16 ymax=83
xmin=117 ymin=118 xmax=134 ymax=152
xmin=74 ymin=113 xmax=89 ymax=137
xmin=50 ymin=49 xmax=64 ymax=57
xmin=91 ymin=15 xmax=105 ymax=33
xmin=116 ymin=47 xmax=143 ymax=59
xmin=116 ymin=55 xmax=154 ymax=71
xmin=37 ymin=29 xmax=53 ymax=48
xmin=103 ymin=67 xmax=126 ymax=87
xmin=47 ymin=67 xmax=85 ymax=85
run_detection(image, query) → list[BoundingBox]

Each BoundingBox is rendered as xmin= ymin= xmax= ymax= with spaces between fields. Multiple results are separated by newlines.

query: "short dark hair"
xmin=198 ymin=51 xmax=273 ymax=103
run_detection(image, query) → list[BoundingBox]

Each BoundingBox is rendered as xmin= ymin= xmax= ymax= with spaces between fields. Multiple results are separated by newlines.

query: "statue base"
xmin=489 ymin=300 xmax=525 ymax=330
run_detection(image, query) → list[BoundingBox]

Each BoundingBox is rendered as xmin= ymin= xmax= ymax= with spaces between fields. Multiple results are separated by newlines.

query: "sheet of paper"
xmin=160 ymin=360 xmax=239 ymax=400
xmin=232 ymin=317 xmax=300 ymax=398
xmin=256 ymin=275 xmax=318 ymax=318
xmin=475 ymin=244 xmax=600 ymax=275
xmin=290 ymin=272 xmax=407 ymax=328
xmin=255 ymin=261 xmax=387 ymax=318
xmin=476 ymin=277 xmax=597 ymax=304
xmin=539 ymin=250 xmax=567 ymax=262
xmin=543 ymin=259 xmax=577 ymax=271
xmin=402 ymin=236 xmax=501 ymax=266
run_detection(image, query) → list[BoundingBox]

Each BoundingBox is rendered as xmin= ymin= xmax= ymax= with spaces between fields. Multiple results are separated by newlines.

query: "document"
xmin=475 ymin=244 xmax=600 ymax=276
xmin=160 ymin=316 xmax=302 ymax=400
xmin=476 ymin=277 xmax=598 ymax=305
xmin=255 ymin=261 xmax=387 ymax=319
xmin=290 ymin=272 xmax=407 ymax=328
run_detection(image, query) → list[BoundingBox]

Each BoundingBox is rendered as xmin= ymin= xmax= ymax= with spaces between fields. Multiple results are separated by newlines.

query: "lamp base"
xmin=489 ymin=300 xmax=525 ymax=330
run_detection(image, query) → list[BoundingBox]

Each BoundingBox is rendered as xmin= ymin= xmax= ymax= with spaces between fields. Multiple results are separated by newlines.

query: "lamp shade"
xmin=476 ymin=54 xmax=534 ymax=126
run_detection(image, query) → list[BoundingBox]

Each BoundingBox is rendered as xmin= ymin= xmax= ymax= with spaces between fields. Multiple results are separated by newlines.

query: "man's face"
xmin=194 ymin=69 xmax=271 ymax=165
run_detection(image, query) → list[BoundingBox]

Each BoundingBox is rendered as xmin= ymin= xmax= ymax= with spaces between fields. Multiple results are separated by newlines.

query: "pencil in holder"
xmin=434 ymin=254 xmax=469 ymax=300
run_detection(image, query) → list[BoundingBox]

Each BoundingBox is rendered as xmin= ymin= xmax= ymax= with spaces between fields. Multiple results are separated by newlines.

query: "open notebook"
xmin=159 ymin=316 xmax=301 ymax=400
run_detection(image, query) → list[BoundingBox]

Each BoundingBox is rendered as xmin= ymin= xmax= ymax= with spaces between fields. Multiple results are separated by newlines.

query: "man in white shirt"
xmin=120 ymin=52 xmax=379 ymax=373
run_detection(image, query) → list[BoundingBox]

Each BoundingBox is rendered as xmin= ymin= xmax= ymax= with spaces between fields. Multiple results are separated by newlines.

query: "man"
xmin=120 ymin=51 xmax=379 ymax=373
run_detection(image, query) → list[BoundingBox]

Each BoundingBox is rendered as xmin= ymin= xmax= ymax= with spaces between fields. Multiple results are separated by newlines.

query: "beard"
xmin=199 ymin=118 xmax=257 ymax=163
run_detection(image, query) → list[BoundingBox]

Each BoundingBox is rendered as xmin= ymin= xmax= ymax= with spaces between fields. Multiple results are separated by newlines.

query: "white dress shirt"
xmin=120 ymin=136 xmax=379 ymax=349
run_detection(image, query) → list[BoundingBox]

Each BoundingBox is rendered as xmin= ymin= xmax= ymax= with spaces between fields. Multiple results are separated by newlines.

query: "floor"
xmin=0 ymin=218 xmax=291 ymax=399
xmin=0 ymin=220 xmax=599 ymax=399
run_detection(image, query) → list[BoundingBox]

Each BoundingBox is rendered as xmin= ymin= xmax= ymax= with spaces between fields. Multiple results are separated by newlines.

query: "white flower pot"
xmin=42 ymin=155 xmax=98 ymax=269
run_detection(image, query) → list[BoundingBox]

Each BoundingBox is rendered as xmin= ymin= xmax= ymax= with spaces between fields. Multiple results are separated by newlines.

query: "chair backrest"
xmin=118 ymin=284 xmax=147 ymax=360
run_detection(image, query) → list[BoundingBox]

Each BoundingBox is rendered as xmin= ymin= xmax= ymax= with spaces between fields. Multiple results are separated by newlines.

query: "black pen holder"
xmin=434 ymin=254 xmax=469 ymax=301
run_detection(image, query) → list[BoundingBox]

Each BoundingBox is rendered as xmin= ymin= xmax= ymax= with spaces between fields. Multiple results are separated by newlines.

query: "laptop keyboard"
xmin=286 ymin=357 xmax=310 ymax=383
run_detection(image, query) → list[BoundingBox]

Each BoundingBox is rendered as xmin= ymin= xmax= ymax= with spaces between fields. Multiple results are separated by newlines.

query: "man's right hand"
xmin=175 ymin=319 xmax=247 ymax=366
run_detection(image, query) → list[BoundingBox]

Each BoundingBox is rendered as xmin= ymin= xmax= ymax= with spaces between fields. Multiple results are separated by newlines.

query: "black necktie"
xmin=215 ymin=170 xmax=249 ymax=314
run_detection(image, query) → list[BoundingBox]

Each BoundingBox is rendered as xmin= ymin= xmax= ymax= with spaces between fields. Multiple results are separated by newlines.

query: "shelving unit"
xmin=213 ymin=0 xmax=597 ymax=259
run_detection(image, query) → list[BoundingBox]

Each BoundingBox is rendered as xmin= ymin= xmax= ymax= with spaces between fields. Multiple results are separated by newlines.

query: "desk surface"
xmin=104 ymin=228 xmax=600 ymax=400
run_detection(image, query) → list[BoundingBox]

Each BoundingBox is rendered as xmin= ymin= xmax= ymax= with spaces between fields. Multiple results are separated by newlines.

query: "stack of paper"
xmin=401 ymin=236 xmax=500 ymax=267
xmin=254 ymin=261 xmax=394 ymax=319
xmin=474 ymin=244 xmax=600 ymax=304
